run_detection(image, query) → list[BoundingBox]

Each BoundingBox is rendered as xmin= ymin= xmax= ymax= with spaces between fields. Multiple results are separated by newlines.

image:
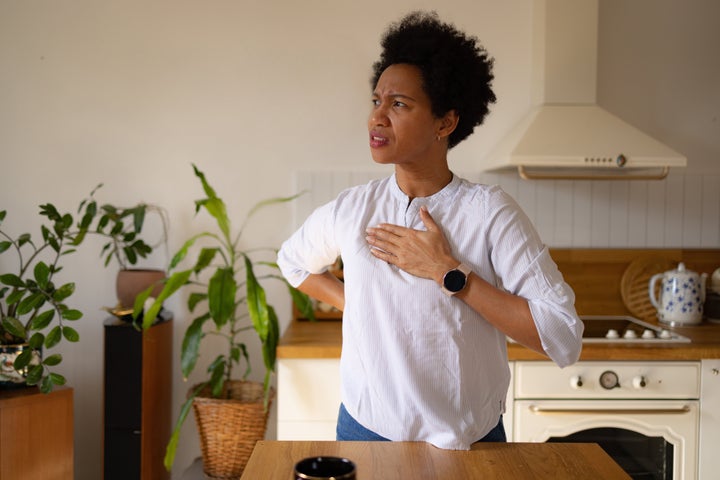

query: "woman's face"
xmin=368 ymin=64 xmax=445 ymax=166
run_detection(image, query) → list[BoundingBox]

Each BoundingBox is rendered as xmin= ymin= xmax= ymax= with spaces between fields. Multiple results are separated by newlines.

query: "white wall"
xmin=0 ymin=1 xmax=718 ymax=479
xmin=0 ymin=1 xmax=533 ymax=479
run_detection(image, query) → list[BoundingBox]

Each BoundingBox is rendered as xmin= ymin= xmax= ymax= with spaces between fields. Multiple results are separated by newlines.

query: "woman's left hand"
xmin=365 ymin=205 xmax=457 ymax=283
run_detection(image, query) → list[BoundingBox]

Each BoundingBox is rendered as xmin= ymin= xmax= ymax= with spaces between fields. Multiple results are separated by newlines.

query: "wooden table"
xmin=239 ymin=440 xmax=630 ymax=479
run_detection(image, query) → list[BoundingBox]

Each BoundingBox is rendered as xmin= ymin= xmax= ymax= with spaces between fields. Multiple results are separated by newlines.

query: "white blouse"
xmin=278 ymin=174 xmax=583 ymax=450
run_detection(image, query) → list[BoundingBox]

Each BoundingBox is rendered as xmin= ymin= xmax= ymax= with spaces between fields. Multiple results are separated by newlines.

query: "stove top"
xmin=581 ymin=315 xmax=690 ymax=343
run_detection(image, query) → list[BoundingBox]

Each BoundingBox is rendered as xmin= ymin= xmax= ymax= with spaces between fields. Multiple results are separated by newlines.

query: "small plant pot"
xmin=0 ymin=344 xmax=41 ymax=388
xmin=116 ymin=268 xmax=166 ymax=310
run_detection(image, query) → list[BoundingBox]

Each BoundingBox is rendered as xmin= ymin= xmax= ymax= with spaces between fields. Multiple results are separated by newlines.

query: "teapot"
xmin=649 ymin=263 xmax=707 ymax=326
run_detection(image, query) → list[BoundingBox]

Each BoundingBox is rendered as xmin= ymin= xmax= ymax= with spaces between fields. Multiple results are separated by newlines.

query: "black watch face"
xmin=444 ymin=269 xmax=467 ymax=292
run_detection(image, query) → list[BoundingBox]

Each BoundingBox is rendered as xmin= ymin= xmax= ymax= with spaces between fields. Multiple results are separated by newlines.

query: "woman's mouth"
xmin=369 ymin=132 xmax=389 ymax=148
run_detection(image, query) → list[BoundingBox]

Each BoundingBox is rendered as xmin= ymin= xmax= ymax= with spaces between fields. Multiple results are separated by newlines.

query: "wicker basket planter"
xmin=192 ymin=380 xmax=275 ymax=479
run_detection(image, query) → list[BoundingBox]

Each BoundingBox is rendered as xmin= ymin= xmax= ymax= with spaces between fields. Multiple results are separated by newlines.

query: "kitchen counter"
xmin=240 ymin=440 xmax=629 ymax=479
xmin=277 ymin=318 xmax=720 ymax=361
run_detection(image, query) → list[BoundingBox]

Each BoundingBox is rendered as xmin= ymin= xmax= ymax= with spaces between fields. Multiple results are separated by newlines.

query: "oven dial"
xmin=599 ymin=370 xmax=620 ymax=389
xmin=570 ymin=375 xmax=583 ymax=389
xmin=642 ymin=329 xmax=655 ymax=339
xmin=632 ymin=376 xmax=647 ymax=389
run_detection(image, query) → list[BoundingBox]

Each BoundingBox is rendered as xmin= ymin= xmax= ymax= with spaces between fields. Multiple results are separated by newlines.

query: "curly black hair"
xmin=371 ymin=11 xmax=496 ymax=149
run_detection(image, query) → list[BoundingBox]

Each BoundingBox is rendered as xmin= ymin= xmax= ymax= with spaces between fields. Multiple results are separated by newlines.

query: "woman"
xmin=278 ymin=11 xmax=583 ymax=450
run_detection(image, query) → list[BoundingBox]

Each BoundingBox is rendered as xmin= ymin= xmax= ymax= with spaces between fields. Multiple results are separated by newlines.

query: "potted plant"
xmin=135 ymin=164 xmax=313 ymax=478
xmin=76 ymin=184 xmax=170 ymax=315
xmin=0 ymin=204 xmax=86 ymax=393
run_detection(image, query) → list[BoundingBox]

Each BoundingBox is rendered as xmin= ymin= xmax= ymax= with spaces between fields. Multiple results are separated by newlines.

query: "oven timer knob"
xmin=570 ymin=375 xmax=583 ymax=389
xmin=632 ymin=376 xmax=647 ymax=389
xmin=599 ymin=370 xmax=620 ymax=390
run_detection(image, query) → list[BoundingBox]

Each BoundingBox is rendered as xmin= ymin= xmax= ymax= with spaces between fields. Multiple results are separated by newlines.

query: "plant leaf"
xmin=53 ymin=282 xmax=75 ymax=302
xmin=187 ymin=292 xmax=207 ymax=312
xmin=45 ymin=325 xmax=62 ymax=348
xmin=14 ymin=347 xmax=34 ymax=370
xmin=28 ymin=332 xmax=45 ymax=349
xmin=62 ymin=326 xmax=80 ymax=342
xmin=244 ymin=256 xmax=269 ymax=341
xmin=2 ymin=316 xmax=27 ymax=339
xmin=33 ymin=261 xmax=50 ymax=288
xmin=26 ymin=364 xmax=44 ymax=385
xmin=164 ymin=383 xmax=207 ymax=471
xmin=43 ymin=353 xmax=63 ymax=366
xmin=0 ymin=241 xmax=11 ymax=254
xmin=61 ymin=309 xmax=83 ymax=321
xmin=17 ymin=292 xmax=45 ymax=315
xmin=180 ymin=315 xmax=208 ymax=379
xmin=30 ymin=309 xmax=55 ymax=330
xmin=208 ymin=267 xmax=236 ymax=328
xmin=0 ymin=273 xmax=25 ymax=287
xmin=139 ymin=269 xmax=192 ymax=330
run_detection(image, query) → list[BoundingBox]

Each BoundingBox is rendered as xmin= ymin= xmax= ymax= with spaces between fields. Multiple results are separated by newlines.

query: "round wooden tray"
xmin=621 ymin=256 xmax=676 ymax=320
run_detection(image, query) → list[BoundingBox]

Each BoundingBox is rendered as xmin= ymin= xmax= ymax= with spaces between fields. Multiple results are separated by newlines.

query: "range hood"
xmin=484 ymin=0 xmax=686 ymax=180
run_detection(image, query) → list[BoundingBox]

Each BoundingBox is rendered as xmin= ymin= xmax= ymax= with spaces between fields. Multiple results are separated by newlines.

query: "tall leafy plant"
xmin=135 ymin=164 xmax=313 ymax=470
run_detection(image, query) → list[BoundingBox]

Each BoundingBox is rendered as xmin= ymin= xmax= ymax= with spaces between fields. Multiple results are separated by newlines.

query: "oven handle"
xmin=528 ymin=404 xmax=692 ymax=415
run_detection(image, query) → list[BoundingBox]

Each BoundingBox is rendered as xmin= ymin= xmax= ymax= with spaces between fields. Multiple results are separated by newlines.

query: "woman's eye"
xmin=371 ymin=99 xmax=381 ymax=106
xmin=393 ymin=101 xmax=406 ymax=108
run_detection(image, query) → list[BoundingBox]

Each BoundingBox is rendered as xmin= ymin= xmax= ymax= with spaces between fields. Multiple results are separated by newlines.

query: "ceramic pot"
xmin=0 ymin=344 xmax=41 ymax=388
xmin=649 ymin=262 xmax=707 ymax=326
xmin=116 ymin=268 xmax=166 ymax=310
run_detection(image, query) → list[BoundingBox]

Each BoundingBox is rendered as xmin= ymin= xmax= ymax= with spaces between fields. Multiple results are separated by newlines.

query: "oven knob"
xmin=632 ymin=376 xmax=647 ymax=389
xmin=570 ymin=376 xmax=583 ymax=389
xmin=599 ymin=370 xmax=620 ymax=390
xmin=605 ymin=329 xmax=620 ymax=339
xmin=623 ymin=329 xmax=637 ymax=339
xmin=642 ymin=329 xmax=655 ymax=339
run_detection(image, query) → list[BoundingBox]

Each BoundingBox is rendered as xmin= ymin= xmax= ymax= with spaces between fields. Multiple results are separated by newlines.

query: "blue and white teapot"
xmin=649 ymin=262 xmax=708 ymax=325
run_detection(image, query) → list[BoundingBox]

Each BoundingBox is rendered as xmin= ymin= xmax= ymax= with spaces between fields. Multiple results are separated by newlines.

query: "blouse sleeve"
xmin=485 ymin=188 xmax=583 ymax=368
xmin=277 ymin=199 xmax=341 ymax=288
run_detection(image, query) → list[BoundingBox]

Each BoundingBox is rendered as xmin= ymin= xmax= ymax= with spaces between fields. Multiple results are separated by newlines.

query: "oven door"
xmin=514 ymin=399 xmax=699 ymax=480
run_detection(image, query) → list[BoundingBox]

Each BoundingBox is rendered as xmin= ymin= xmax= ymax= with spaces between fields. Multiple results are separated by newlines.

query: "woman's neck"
xmin=394 ymin=164 xmax=453 ymax=200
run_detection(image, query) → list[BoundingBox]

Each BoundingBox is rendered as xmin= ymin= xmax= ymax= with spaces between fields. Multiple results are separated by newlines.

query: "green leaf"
xmin=0 ymin=210 xmax=5 ymax=223
xmin=26 ymin=364 xmax=44 ymax=385
xmin=17 ymin=233 xmax=31 ymax=247
xmin=168 ymin=234 xmax=203 ymax=270
xmin=6 ymin=288 xmax=25 ymax=306
xmin=45 ymin=326 xmax=62 ymax=348
xmin=39 ymin=375 xmax=53 ymax=393
xmin=0 ymin=241 xmax=11 ymax=254
xmin=139 ymin=269 xmax=192 ymax=330
xmin=61 ymin=309 xmax=83 ymax=320
xmin=245 ymin=192 xmax=304 ymax=222
xmin=192 ymin=165 xmax=231 ymax=239
xmin=33 ymin=261 xmax=51 ymax=288
xmin=62 ymin=326 xmax=80 ymax=342
xmin=133 ymin=205 xmax=146 ymax=232
xmin=17 ymin=292 xmax=45 ymax=315
xmin=49 ymin=372 xmax=66 ymax=386
xmin=245 ymin=256 xmax=269 ymax=341
xmin=164 ymin=384 xmax=207 ymax=471
xmin=0 ymin=273 xmax=25 ymax=287
xmin=30 ymin=309 xmax=55 ymax=330
xmin=2 ymin=316 xmax=27 ymax=339
xmin=207 ymin=267 xmax=236 ymax=328
xmin=28 ymin=332 xmax=45 ymax=349
xmin=180 ymin=315 xmax=208 ymax=378
xmin=53 ymin=282 xmax=75 ymax=302
xmin=262 ymin=305 xmax=279 ymax=374
xmin=14 ymin=347 xmax=34 ymax=370
xmin=208 ymin=356 xmax=226 ymax=397
xmin=187 ymin=292 xmax=207 ymax=312
xmin=289 ymin=285 xmax=315 ymax=321
xmin=194 ymin=247 xmax=218 ymax=273
xmin=43 ymin=353 xmax=62 ymax=366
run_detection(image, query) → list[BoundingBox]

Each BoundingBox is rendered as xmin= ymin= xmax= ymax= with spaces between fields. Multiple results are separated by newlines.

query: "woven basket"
xmin=191 ymin=380 xmax=274 ymax=480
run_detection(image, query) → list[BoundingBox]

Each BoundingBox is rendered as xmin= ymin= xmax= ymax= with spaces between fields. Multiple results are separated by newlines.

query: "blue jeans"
xmin=336 ymin=403 xmax=507 ymax=443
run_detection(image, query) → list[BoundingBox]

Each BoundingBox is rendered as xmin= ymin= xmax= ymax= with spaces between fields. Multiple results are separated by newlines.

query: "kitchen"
xmin=1 ymin=0 xmax=719 ymax=479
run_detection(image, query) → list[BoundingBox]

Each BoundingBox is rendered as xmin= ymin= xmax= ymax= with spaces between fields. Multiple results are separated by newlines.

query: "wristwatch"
xmin=441 ymin=263 xmax=471 ymax=296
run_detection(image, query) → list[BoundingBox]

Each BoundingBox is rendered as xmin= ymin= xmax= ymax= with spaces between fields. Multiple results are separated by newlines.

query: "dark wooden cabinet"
xmin=103 ymin=312 xmax=172 ymax=480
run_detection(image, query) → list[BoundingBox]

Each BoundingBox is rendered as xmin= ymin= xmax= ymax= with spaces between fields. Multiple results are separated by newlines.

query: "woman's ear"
xmin=437 ymin=110 xmax=459 ymax=139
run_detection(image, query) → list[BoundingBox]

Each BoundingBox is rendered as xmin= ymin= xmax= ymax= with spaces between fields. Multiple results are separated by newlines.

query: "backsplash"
xmin=293 ymin=170 xmax=720 ymax=248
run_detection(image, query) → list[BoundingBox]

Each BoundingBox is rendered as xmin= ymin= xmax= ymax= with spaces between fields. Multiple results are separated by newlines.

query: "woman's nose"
xmin=370 ymin=104 xmax=389 ymax=126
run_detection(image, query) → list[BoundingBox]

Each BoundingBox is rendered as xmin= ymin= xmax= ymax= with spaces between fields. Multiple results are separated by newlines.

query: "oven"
xmin=512 ymin=316 xmax=700 ymax=480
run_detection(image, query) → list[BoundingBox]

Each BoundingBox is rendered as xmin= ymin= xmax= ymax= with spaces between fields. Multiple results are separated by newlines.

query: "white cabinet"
xmin=277 ymin=358 xmax=341 ymax=440
xmin=700 ymin=359 xmax=720 ymax=480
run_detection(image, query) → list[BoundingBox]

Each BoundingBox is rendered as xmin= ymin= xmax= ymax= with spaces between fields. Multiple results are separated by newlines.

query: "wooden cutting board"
xmin=620 ymin=256 xmax=676 ymax=320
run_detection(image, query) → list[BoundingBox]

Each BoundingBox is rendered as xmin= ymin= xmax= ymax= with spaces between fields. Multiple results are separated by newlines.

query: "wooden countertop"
xmin=276 ymin=318 xmax=720 ymax=361
xmin=240 ymin=440 xmax=629 ymax=479
xmin=278 ymin=248 xmax=720 ymax=361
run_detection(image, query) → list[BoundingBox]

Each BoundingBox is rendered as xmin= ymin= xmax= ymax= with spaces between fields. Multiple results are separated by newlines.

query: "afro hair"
xmin=372 ymin=11 xmax=496 ymax=149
